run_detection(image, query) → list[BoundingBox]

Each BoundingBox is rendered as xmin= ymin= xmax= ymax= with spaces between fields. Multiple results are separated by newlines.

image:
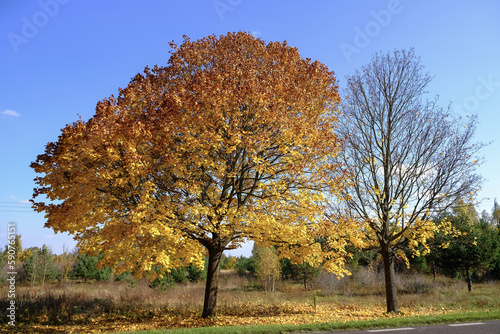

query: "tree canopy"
xmin=31 ymin=32 xmax=359 ymax=317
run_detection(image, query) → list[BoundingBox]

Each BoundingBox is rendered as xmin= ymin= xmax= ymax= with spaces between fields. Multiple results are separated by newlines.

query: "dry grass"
xmin=317 ymin=267 xmax=500 ymax=311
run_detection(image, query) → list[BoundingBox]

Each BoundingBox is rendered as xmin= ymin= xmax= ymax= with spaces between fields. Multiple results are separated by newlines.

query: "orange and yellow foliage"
xmin=31 ymin=32 xmax=359 ymax=282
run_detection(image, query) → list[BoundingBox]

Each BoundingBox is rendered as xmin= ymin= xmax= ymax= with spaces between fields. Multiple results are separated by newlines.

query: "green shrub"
xmin=149 ymin=266 xmax=188 ymax=290
xmin=235 ymin=256 xmax=257 ymax=276
xmin=71 ymin=253 xmax=112 ymax=281
xmin=186 ymin=264 xmax=205 ymax=282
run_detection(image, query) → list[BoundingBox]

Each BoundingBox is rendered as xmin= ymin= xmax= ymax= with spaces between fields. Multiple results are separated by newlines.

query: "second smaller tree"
xmin=336 ymin=49 xmax=484 ymax=312
xmin=254 ymin=246 xmax=281 ymax=293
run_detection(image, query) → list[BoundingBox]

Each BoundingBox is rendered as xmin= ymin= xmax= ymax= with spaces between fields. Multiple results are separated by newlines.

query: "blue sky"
xmin=1 ymin=0 xmax=499 ymax=256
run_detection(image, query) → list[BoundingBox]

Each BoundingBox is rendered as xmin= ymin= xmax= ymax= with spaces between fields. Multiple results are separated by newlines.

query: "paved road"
xmin=313 ymin=320 xmax=500 ymax=333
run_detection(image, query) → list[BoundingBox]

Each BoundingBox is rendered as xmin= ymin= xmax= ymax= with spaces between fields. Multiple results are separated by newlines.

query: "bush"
xmin=220 ymin=256 xmax=237 ymax=270
xmin=186 ymin=264 xmax=205 ymax=282
xmin=235 ymin=256 xmax=257 ymax=276
xmin=114 ymin=271 xmax=135 ymax=286
xmin=280 ymin=258 xmax=320 ymax=290
xmin=410 ymin=256 xmax=431 ymax=274
xmin=149 ymin=266 xmax=188 ymax=290
xmin=71 ymin=253 xmax=112 ymax=282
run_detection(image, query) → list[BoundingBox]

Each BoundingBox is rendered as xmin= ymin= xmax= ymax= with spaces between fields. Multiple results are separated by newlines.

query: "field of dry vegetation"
xmin=2 ymin=268 xmax=500 ymax=334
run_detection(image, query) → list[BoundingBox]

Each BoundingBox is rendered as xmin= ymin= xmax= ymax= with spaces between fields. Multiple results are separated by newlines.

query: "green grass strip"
xmin=106 ymin=309 xmax=500 ymax=334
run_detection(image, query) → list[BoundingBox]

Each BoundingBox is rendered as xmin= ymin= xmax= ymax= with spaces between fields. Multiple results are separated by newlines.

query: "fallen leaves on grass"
xmin=2 ymin=301 xmax=470 ymax=333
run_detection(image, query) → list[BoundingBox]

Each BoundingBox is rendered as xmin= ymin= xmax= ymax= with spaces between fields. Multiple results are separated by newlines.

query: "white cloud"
xmin=1 ymin=109 xmax=21 ymax=117
xmin=6 ymin=195 xmax=30 ymax=204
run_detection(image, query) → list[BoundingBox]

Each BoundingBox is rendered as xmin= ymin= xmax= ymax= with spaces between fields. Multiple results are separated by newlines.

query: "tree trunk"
xmin=202 ymin=246 xmax=223 ymax=318
xmin=30 ymin=258 xmax=37 ymax=287
xmin=41 ymin=261 xmax=47 ymax=286
xmin=466 ymin=268 xmax=472 ymax=292
xmin=381 ymin=247 xmax=400 ymax=313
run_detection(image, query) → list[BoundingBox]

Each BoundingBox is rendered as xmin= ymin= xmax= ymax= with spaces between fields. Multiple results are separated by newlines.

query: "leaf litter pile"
xmin=4 ymin=300 xmax=469 ymax=334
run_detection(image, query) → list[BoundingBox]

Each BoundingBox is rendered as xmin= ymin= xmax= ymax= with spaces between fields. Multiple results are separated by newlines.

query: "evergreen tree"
xmin=235 ymin=256 xmax=257 ymax=276
xmin=71 ymin=253 xmax=112 ymax=281
xmin=430 ymin=205 xmax=499 ymax=291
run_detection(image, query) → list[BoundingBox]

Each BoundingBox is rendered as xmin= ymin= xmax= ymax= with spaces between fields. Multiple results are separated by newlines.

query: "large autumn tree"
xmin=31 ymin=32 xmax=359 ymax=318
xmin=336 ymin=49 xmax=484 ymax=313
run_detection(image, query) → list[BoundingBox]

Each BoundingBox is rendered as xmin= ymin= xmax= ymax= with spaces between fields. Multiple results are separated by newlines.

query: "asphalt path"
xmin=312 ymin=320 xmax=500 ymax=333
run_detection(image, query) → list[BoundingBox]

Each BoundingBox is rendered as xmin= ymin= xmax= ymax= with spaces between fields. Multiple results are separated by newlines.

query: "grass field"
xmin=1 ymin=270 xmax=499 ymax=333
